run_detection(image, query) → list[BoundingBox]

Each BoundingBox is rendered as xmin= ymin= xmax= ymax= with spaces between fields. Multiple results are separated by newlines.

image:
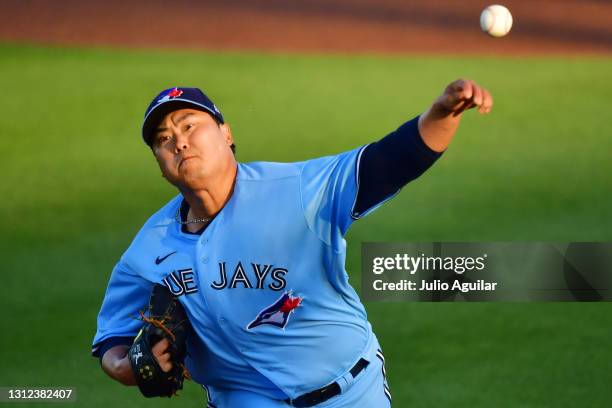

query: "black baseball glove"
xmin=128 ymin=283 xmax=192 ymax=398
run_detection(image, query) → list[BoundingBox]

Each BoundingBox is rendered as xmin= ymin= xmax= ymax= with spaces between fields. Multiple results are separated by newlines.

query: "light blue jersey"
xmin=93 ymin=145 xmax=392 ymax=401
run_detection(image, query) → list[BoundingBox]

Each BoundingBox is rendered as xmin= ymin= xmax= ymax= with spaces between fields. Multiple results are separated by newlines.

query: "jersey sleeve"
xmin=91 ymin=259 xmax=152 ymax=357
xmin=299 ymin=146 xmax=366 ymax=243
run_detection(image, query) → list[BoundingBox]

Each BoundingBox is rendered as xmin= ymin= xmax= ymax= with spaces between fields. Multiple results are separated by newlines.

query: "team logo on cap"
xmin=157 ymin=87 xmax=184 ymax=103
xmin=246 ymin=291 xmax=302 ymax=330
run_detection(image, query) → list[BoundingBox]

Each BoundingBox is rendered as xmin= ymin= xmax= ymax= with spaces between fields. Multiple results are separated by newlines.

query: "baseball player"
xmin=92 ymin=80 xmax=493 ymax=407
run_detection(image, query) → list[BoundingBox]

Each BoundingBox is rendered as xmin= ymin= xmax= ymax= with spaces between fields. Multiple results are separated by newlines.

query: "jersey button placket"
xmin=197 ymin=236 xmax=209 ymax=264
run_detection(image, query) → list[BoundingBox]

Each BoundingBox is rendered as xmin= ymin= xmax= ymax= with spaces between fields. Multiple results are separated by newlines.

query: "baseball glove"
xmin=127 ymin=283 xmax=192 ymax=398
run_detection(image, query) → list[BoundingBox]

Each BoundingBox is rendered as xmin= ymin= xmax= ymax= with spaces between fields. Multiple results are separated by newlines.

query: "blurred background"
xmin=1 ymin=1 xmax=611 ymax=407
xmin=2 ymin=0 xmax=612 ymax=54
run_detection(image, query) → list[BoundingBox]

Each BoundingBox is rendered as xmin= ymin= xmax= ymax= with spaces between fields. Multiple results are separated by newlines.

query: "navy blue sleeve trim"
xmin=353 ymin=116 xmax=442 ymax=217
xmin=91 ymin=336 xmax=134 ymax=360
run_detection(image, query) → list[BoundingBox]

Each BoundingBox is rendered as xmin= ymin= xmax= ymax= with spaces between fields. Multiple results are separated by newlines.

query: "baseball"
xmin=480 ymin=5 xmax=513 ymax=37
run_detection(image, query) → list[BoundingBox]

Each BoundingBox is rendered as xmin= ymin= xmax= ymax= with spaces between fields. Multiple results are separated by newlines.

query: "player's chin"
xmin=179 ymin=168 xmax=210 ymax=189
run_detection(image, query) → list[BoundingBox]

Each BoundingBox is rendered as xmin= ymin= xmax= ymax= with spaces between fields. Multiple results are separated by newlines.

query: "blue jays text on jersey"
xmin=93 ymin=145 xmax=399 ymax=401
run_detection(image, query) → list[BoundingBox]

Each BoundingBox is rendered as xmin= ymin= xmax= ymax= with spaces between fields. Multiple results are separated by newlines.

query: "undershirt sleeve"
xmin=352 ymin=116 xmax=442 ymax=218
xmin=92 ymin=336 xmax=135 ymax=360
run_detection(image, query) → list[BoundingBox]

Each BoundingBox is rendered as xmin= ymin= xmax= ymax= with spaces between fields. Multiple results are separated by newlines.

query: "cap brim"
xmin=141 ymin=99 xmax=223 ymax=146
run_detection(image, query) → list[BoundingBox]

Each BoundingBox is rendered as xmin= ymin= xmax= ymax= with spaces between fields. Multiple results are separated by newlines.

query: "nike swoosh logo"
xmin=155 ymin=251 xmax=177 ymax=265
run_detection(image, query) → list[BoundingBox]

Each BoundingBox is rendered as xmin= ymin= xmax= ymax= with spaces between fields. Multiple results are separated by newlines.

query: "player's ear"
xmin=221 ymin=123 xmax=234 ymax=147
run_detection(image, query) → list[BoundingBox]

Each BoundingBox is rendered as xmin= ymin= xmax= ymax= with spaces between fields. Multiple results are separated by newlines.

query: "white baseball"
xmin=480 ymin=5 xmax=513 ymax=37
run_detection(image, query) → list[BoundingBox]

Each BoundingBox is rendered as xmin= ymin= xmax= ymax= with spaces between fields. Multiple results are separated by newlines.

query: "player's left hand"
xmin=152 ymin=338 xmax=173 ymax=372
xmin=127 ymin=284 xmax=192 ymax=398
xmin=435 ymin=79 xmax=493 ymax=116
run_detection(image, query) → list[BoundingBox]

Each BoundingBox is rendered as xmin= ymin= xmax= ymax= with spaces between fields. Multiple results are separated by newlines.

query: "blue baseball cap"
xmin=142 ymin=87 xmax=225 ymax=146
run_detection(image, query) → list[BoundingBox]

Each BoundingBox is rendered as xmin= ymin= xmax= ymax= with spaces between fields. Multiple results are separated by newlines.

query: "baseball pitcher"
xmin=92 ymin=80 xmax=493 ymax=407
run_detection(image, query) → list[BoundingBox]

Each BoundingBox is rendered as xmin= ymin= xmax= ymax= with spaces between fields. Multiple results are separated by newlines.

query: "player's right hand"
xmin=152 ymin=338 xmax=173 ymax=372
xmin=437 ymin=79 xmax=493 ymax=116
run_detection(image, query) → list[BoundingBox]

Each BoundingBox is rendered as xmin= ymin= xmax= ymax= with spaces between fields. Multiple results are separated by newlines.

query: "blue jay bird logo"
xmin=157 ymin=87 xmax=183 ymax=103
xmin=247 ymin=292 xmax=302 ymax=330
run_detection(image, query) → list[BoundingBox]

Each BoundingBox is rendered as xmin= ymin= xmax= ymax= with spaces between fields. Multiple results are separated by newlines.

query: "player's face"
xmin=151 ymin=108 xmax=235 ymax=189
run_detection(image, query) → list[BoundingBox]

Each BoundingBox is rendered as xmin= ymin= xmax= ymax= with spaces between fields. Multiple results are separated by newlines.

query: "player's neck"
xmin=179 ymin=163 xmax=238 ymax=221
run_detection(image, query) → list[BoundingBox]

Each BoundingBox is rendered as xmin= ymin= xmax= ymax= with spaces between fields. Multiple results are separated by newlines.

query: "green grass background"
xmin=0 ymin=44 xmax=610 ymax=407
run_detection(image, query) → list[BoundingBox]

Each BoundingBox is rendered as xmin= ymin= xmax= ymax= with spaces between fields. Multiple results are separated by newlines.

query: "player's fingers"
xmin=481 ymin=88 xmax=494 ymax=114
xmin=451 ymin=78 xmax=468 ymax=93
xmin=152 ymin=338 xmax=170 ymax=356
xmin=156 ymin=352 xmax=174 ymax=372
xmin=472 ymin=84 xmax=484 ymax=109
xmin=444 ymin=91 xmax=465 ymax=110
xmin=452 ymin=98 xmax=473 ymax=117
xmin=476 ymin=87 xmax=492 ymax=114
xmin=152 ymin=339 xmax=174 ymax=372
xmin=445 ymin=79 xmax=466 ymax=102
xmin=445 ymin=79 xmax=470 ymax=103
xmin=444 ymin=79 xmax=484 ymax=115
xmin=459 ymin=80 xmax=474 ymax=101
